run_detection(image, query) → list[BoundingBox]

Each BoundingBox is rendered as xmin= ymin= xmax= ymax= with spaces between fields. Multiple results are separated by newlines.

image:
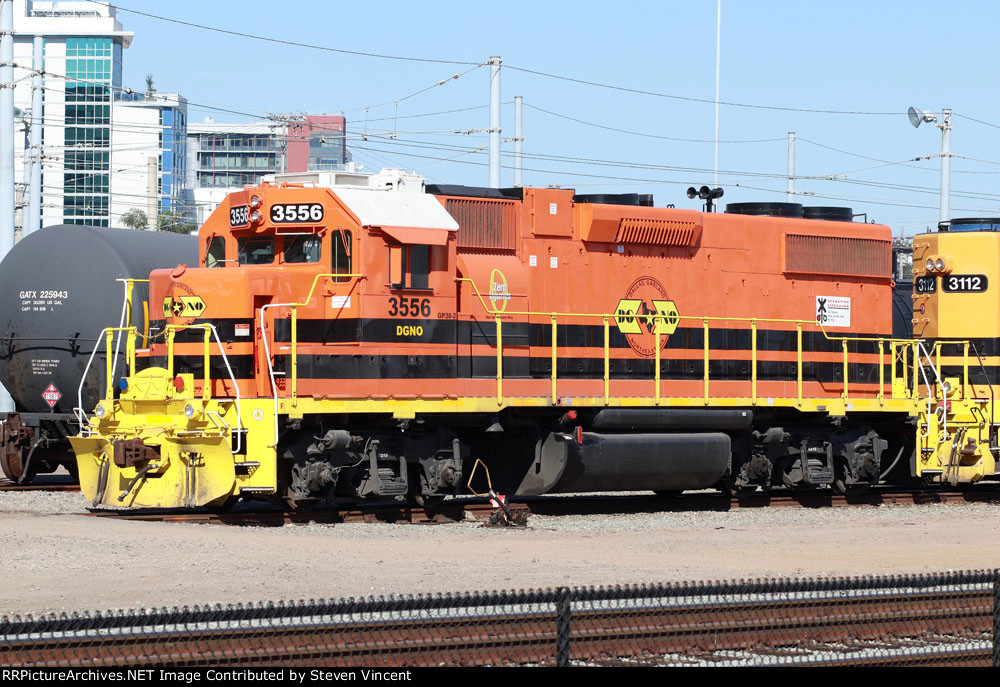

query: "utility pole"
xmin=25 ymin=35 xmax=42 ymax=236
xmin=713 ymin=0 xmax=721 ymax=188
xmin=0 ymin=0 xmax=14 ymax=412
xmin=147 ymin=156 xmax=158 ymax=230
xmin=939 ymin=109 xmax=952 ymax=224
xmin=907 ymin=106 xmax=952 ymax=225
xmin=513 ymin=95 xmax=523 ymax=187
xmin=786 ymin=131 xmax=795 ymax=202
xmin=488 ymin=55 xmax=501 ymax=188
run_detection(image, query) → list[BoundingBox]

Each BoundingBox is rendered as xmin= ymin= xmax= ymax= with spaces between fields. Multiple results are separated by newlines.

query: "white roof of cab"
xmin=332 ymin=187 xmax=459 ymax=232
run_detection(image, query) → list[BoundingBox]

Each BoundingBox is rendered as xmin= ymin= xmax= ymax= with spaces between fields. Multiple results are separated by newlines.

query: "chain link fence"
xmin=2 ymin=570 xmax=998 ymax=667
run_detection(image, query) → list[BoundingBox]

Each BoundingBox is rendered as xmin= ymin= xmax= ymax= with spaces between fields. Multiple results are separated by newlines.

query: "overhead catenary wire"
xmin=93 ymin=2 xmax=480 ymax=66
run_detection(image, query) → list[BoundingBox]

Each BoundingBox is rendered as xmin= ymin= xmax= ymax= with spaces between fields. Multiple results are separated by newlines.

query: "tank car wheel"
xmin=0 ymin=451 xmax=34 ymax=485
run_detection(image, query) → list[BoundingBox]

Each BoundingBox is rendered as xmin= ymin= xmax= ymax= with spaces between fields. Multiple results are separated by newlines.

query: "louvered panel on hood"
xmin=446 ymin=198 xmax=518 ymax=253
xmin=614 ymin=217 xmax=700 ymax=246
xmin=784 ymin=234 xmax=891 ymax=278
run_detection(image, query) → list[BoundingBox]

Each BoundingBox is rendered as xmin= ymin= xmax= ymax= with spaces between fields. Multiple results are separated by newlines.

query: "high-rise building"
xmin=11 ymin=0 xmax=132 ymax=228
xmin=183 ymin=115 xmax=353 ymax=225
xmin=185 ymin=118 xmax=287 ymax=225
xmin=110 ymin=92 xmax=189 ymax=228
xmin=287 ymin=115 xmax=350 ymax=172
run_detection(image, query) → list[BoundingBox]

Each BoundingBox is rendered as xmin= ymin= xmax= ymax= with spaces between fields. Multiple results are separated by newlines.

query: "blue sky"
xmin=115 ymin=0 xmax=1000 ymax=234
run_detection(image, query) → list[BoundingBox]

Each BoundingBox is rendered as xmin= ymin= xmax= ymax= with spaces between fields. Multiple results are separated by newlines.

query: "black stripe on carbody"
xmin=276 ymin=353 xmax=891 ymax=385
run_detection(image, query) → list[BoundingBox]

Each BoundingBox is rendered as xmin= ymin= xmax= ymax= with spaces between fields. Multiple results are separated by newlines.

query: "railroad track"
xmin=2 ymin=588 xmax=992 ymax=667
xmin=0 ymin=479 xmax=79 ymax=493
xmin=79 ymin=485 xmax=1000 ymax=527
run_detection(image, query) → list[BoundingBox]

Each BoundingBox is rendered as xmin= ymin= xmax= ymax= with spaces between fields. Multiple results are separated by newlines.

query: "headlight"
xmin=935 ymin=258 xmax=945 ymax=271
xmin=942 ymin=381 xmax=952 ymax=395
xmin=250 ymin=194 xmax=262 ymax=208
xmin=926 ymin=259 xmax=935 ymax=271
xmin=251 ymin=210 xmax=261 ymax=222
xmin=184 ymin=403 xmax=196 ymax=418
xmin=94 ymin=404 xmax=106 ymax=418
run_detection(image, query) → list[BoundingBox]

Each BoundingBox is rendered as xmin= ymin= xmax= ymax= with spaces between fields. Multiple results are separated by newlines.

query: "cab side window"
xmin=237 ymin=237 xmax=275 ymax=265
xmin=205 ymin=236 xmax=226 ymax=268
xmin=332 ymin=230 xmax=352 ymax=282
xmin=388 ymin=244 xmax=430 ymax=290
xmin=283 ymin=236 xmax=321 ymax=263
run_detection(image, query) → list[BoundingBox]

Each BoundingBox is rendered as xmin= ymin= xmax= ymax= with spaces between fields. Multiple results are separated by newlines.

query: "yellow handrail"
xmin=454 ymin=276 xmax=951 ymax=406
xmin=283 ymin=272 xmax=364 ymax=402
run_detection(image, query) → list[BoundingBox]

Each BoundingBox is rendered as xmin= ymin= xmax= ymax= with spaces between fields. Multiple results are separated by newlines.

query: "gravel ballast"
xmin=2 ymin=488 xmax=1000 ymax=616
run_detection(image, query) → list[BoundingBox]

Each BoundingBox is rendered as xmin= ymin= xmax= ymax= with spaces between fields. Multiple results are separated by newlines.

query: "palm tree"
xmin=120 ymin=208 xmax=147 ymax=230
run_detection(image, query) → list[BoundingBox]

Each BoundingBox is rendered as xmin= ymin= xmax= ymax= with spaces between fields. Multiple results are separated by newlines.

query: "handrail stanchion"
xmin=603 ymin=316 xmax=610 ymax=405
xmin=166 ymin=327 xmax=175 ymax=384
xmin=654 ymin=315 xmax=661 ymax=406
xmin=104 ymin=331 xmax=114 ymax=399
xmin=796 ymin=322 xmax=803 ymax=405
xmin=550 ymin=314 xmax=557 ymax=404
xmin=878 ymin=339 xmax=885 ymax=404
xmin=203 ymin=327 xmax=211 ymax=402
xmin=703 ymin=319 xmax=710 ymax=404
xmin=890 ymin=341 xmax=897 ymax=399
xmin=842 ymin=339 xmax=849 ymax=400
xmin=751 ymin=319 xmax=758 ymax=405
xmin=291 ymin=305 xmax=298 ymax=406
xmin=126 ymin=326 xmax=136 ymax=377
xmin=495 ymin=314 xmax=502 ymax=405
xmin=963 ymin=341 xmax=969 ymax=398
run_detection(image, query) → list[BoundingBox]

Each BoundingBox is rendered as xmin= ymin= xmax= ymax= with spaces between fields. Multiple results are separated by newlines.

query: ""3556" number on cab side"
xmin=388 ymin=297 xmax=431 ymax=317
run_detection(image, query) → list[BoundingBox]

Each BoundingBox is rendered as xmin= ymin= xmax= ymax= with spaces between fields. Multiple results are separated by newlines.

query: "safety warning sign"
xmin=42 ymin=383 xmax=61 ymax=408
xmin=816 ymin=296 xmax=850 ymax=328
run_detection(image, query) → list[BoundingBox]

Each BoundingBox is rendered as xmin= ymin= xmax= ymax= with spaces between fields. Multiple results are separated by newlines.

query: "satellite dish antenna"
xmin=908 ymin=106 xmax=935 ymax=129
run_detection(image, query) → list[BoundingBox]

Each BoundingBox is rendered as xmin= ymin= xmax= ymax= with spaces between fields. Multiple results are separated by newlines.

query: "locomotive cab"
xmin=910 ymin=218 xmax=1000 ymax=484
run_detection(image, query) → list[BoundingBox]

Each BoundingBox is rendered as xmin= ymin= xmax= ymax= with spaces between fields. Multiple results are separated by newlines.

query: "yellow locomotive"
xmin=911 ymin=218 xmax=1000 ymax=484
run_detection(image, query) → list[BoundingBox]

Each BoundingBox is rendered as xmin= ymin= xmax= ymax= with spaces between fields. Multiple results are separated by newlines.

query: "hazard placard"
xmin=42 ymin=383 xmax=61 ymax=408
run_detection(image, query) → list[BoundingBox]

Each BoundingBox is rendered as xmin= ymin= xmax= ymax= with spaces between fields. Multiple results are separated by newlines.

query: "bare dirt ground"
xmin=3 ymin=485 xmax=1000 ymax=617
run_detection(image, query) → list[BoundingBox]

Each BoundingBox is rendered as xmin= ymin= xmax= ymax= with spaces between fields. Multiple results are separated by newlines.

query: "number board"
xmin=914 ymin=275 xmax=936 ymax=294
xmin=230 ymin=205 xmax=249 ymax=227
xmin=270 ymin=203 xmax=324 ymax=224
xmin=943 ymin=274 xmax=988 ymax=293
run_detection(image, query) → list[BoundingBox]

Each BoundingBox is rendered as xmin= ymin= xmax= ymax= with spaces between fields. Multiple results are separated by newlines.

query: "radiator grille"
xmin=784 ymin=234 xmax=891 ymax=277
xmin=447 ymin=198 xmax=517 ymax=252
xmin=614 ymin=218 xmax=699 ymax=246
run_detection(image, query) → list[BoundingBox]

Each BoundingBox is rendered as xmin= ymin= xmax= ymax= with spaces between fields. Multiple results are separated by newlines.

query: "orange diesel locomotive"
xmin=72 ymin=170 xmax=919 ymax=509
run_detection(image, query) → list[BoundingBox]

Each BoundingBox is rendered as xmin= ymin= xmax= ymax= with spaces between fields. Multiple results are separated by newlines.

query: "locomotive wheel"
xmin=833 ymin=464 xmax=870 ymax=496
xmin=206 ymin=494 xmax=240 ymax=512
xmin=716 ymin=477 xmax=756 ymax=497
xmin=413 ymin=493 xmax=446 ymax=509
